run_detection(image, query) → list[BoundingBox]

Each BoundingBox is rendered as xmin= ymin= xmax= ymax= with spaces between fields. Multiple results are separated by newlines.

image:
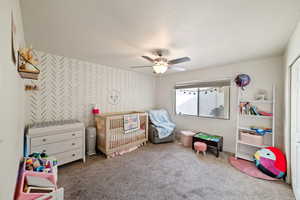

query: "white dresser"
xmin=26 ymin=120 xmax=85 ymax=166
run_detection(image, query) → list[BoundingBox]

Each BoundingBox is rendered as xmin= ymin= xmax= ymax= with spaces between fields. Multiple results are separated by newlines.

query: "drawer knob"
xmin=42 ymin=139 xmax=47 ymax=142
xmin=42 ymin=149 xmax=46 ymax=153
xmin=72 ymin=143 xmax=75 ymax=146
xmin=72 ymin=154 xmax=76 ymax=157
xmin=72 ymin=133 xmax=75 ymax=136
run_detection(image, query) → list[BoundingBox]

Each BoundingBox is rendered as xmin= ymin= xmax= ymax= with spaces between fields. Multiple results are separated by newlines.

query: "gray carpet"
xmin=58 ymin=143 xmax=295 ymax=200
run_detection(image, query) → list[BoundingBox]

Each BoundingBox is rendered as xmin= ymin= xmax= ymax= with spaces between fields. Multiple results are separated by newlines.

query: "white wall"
xmin=286 ymin=21 xmax=300 ymax=67
xmin=25 ymin=51 xmax=156 ymax=126
xmin=0 ymin=0 xmax=26 ymax=199
xmin=283 ymin=21 xmax=300 ymax=184
xmin=156 ymin=57 xmax=284 ymax=153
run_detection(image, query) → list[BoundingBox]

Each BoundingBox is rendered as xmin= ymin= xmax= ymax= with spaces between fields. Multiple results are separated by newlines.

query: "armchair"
xmin=148 ymin=109 xmax=176 ymax=144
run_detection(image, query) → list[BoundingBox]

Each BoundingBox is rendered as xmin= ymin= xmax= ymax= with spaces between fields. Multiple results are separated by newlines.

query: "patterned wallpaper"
xmin=25 ymin=51 xmax=156 ymax=126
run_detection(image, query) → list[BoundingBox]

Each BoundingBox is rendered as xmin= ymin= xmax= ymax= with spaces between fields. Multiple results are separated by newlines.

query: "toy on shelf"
xmin=25 ymin=153 xmax=58 ymax=173
xmin=258 ymin=111 xmax=273 ymax=117
xmin=18 ymin=47 xmax=40 ymax=80
xmin=254 ymin=147 xmax=287 ymax=179
xmin=250 ymin=126 xmax=272 ymax=136
xmin=240 ymin=102 xmax=273 ymax=117
xmin=29 ymin=152 xmax=48 ymax=159
xmin=255 ymin=89 xmax=268 ymax=101
xmin=15 ymin=153 xmax=61 ymax=200
xmin=19 ymin=47 xmax=38 ymax=66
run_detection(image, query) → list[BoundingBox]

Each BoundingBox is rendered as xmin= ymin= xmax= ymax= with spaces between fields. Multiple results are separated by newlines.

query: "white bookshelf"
xmin=235 ymin=85 xmax=276 ymax=161
xmin=239 ymin=114 xmax=273 ymax=120
xmin=236 ymin=152 xmax=255 ymax=161
xmin=237 ymin=140 xmax=269 ymax=148
xmin=239 ymin=100 xmax=274 ymax=104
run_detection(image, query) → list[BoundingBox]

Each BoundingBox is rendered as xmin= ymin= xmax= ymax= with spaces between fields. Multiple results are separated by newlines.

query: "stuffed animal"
xmin=18 ymin=47 xmax=39 ymax=73
xmin=254 ymin=147 xmax=287 ymax=179
xmin=19 ymin=47 xmax=38 ymax=65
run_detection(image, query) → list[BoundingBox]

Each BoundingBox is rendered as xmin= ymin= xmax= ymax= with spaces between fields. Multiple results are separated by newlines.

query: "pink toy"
xmin=194 ymin=142 xmax=207 ymax=156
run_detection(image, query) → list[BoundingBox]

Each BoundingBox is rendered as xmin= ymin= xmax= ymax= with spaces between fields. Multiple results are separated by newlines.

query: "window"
xmin=175 ymin=80 xmax=230 ymax=119
xmin=175 ymin=88 xmax=198 ymax=116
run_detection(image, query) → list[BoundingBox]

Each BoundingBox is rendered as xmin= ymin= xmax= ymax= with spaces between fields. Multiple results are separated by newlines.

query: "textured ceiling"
xmin=20 ymin=0 xmax=300 ymax=74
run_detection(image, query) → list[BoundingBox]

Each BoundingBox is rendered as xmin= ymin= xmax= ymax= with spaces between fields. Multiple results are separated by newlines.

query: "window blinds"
xmin=175 ymin=80 xmax=231 ymax=89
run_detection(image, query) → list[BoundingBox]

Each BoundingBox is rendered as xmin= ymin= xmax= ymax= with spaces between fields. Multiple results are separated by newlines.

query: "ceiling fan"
xmin=131 ymin=49 xmax=191 ymax=74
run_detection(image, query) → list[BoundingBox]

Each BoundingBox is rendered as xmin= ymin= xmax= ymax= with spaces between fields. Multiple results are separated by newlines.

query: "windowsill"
xmin=175 ymin=113 xmax=230 ymax=120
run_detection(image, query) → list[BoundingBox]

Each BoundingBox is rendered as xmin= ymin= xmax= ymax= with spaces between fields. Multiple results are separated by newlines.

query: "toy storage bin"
xmin=15 ymin=171 xmax=57 ymax=200
xmin=22 ymin=157 xmax=58 ymax=183
xmin=180 ymin=130 xmax=196 ymax=147
xmin=240 ymin=131 xmax=263 ymax=146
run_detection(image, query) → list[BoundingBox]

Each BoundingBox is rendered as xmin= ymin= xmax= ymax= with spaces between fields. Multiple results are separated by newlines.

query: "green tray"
xmin=194 ymin=132 xmax=221 ymax=142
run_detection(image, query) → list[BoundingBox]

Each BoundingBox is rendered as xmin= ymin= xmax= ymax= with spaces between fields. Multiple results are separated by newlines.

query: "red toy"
xmin=92 ymin=104 xmax=100 ymax=115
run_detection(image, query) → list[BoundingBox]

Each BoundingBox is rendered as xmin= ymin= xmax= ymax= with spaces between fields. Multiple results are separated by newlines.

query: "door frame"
xmin=290 ymin=56 xmax=300 ymax=200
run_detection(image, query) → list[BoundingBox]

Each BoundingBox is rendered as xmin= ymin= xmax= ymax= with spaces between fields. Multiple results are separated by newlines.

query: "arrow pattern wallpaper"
xmin=25 ymin=51 xmax=156 ymax=126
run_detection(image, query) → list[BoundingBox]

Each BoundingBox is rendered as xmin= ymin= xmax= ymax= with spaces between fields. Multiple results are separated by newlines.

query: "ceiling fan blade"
xmin=131 ymin=66 xmax=153 ymax=69
xmin=169 ymin=66 xmax=186 ymax=71
xmin=141 ymin=56 xmax=155 ymax=63
xmin=168 ymin=57 xmax=191 ymax=65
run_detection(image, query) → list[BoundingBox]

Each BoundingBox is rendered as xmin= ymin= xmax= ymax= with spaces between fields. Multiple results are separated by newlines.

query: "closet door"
xmin=291 ymin=58 xmax=300 ymax=199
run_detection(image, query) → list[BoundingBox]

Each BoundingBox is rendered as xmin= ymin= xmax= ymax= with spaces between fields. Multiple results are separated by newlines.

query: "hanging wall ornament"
xmin=108 ymin=89 xmax=121 ymax=105
xmin=11 ymin=11 xmax=18 ymax=65
xmin=235 ymin=74 xmax=251 ymax=90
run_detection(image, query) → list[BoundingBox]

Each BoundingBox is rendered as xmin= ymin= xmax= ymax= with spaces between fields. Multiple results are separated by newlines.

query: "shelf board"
xmin=238 ymin=127 xmax=272 ymax=134
xmin=235 ymin=152 xmax=254 ymax=161
xmin=240 ymin=114 xmax=273 ymax=119
xmin=237 ymin=140 xmax=269 ymax=148
xmin=239 ymin=127 xmax=253 ymax=131
xmin=240 ymin=100 xmax=273 ymax=104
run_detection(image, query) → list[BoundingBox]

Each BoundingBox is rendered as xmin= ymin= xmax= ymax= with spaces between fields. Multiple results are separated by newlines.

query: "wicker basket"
xmin=95 ymin=111 xmax=148 ymax=157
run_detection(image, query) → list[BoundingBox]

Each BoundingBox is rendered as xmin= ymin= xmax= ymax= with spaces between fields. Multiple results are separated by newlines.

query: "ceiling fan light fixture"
xmin=132 ymin=51 xmax=190 ymax=73
xmin=153 ymin=63 xmax=168 ymax=74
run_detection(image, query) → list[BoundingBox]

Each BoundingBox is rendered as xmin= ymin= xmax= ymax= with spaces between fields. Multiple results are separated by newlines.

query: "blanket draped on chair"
xmin=148 ymin=109 xmax=176 ymax=139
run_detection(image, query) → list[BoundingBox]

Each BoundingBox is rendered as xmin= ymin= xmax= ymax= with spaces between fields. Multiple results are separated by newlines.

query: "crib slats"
xmin=95 ymin=112 xmax=148 ymax=157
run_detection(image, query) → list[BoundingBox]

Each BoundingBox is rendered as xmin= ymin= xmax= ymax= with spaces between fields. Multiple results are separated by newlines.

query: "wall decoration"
xmin=25 ymin=51 xmax=155 ymax=125
xmin=11 ymin=11 xmax=18 ymax=65
xmin=108 ymin=89 xmax=121 ymax=105
xmin=25 ymin=84 xmax=38 ymax=91
xmin=18 ymin=47 xmax=40 ymax=80
xmin=235 ymin=74 xmax=251 ymax=90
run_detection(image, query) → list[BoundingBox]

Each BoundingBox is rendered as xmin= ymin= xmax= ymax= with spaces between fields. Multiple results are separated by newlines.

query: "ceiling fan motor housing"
xmin=154 ymin=57 xmax=168 ymax=65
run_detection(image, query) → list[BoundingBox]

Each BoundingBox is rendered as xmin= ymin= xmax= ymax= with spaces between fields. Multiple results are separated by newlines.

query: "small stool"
xmin=194 ymin=142 xmax=207 ymax=156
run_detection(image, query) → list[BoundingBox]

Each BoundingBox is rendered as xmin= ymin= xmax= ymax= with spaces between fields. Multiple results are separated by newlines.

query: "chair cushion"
xmin=194 ymin=142 xmax=207 ymax=151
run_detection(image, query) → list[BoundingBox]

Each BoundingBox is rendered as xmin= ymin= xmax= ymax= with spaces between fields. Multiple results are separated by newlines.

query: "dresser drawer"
xmin=31 ymin=130 xmax=82 ymax=147
xmin=54 ymin=149 xmax=83 ymax=166
xmin=31 ymin=138 xmax=82 ymax=155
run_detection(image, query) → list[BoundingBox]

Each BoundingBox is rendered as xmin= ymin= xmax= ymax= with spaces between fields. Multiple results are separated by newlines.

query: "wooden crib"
xmin=95 ymin=111 xmax=148 ymax=157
